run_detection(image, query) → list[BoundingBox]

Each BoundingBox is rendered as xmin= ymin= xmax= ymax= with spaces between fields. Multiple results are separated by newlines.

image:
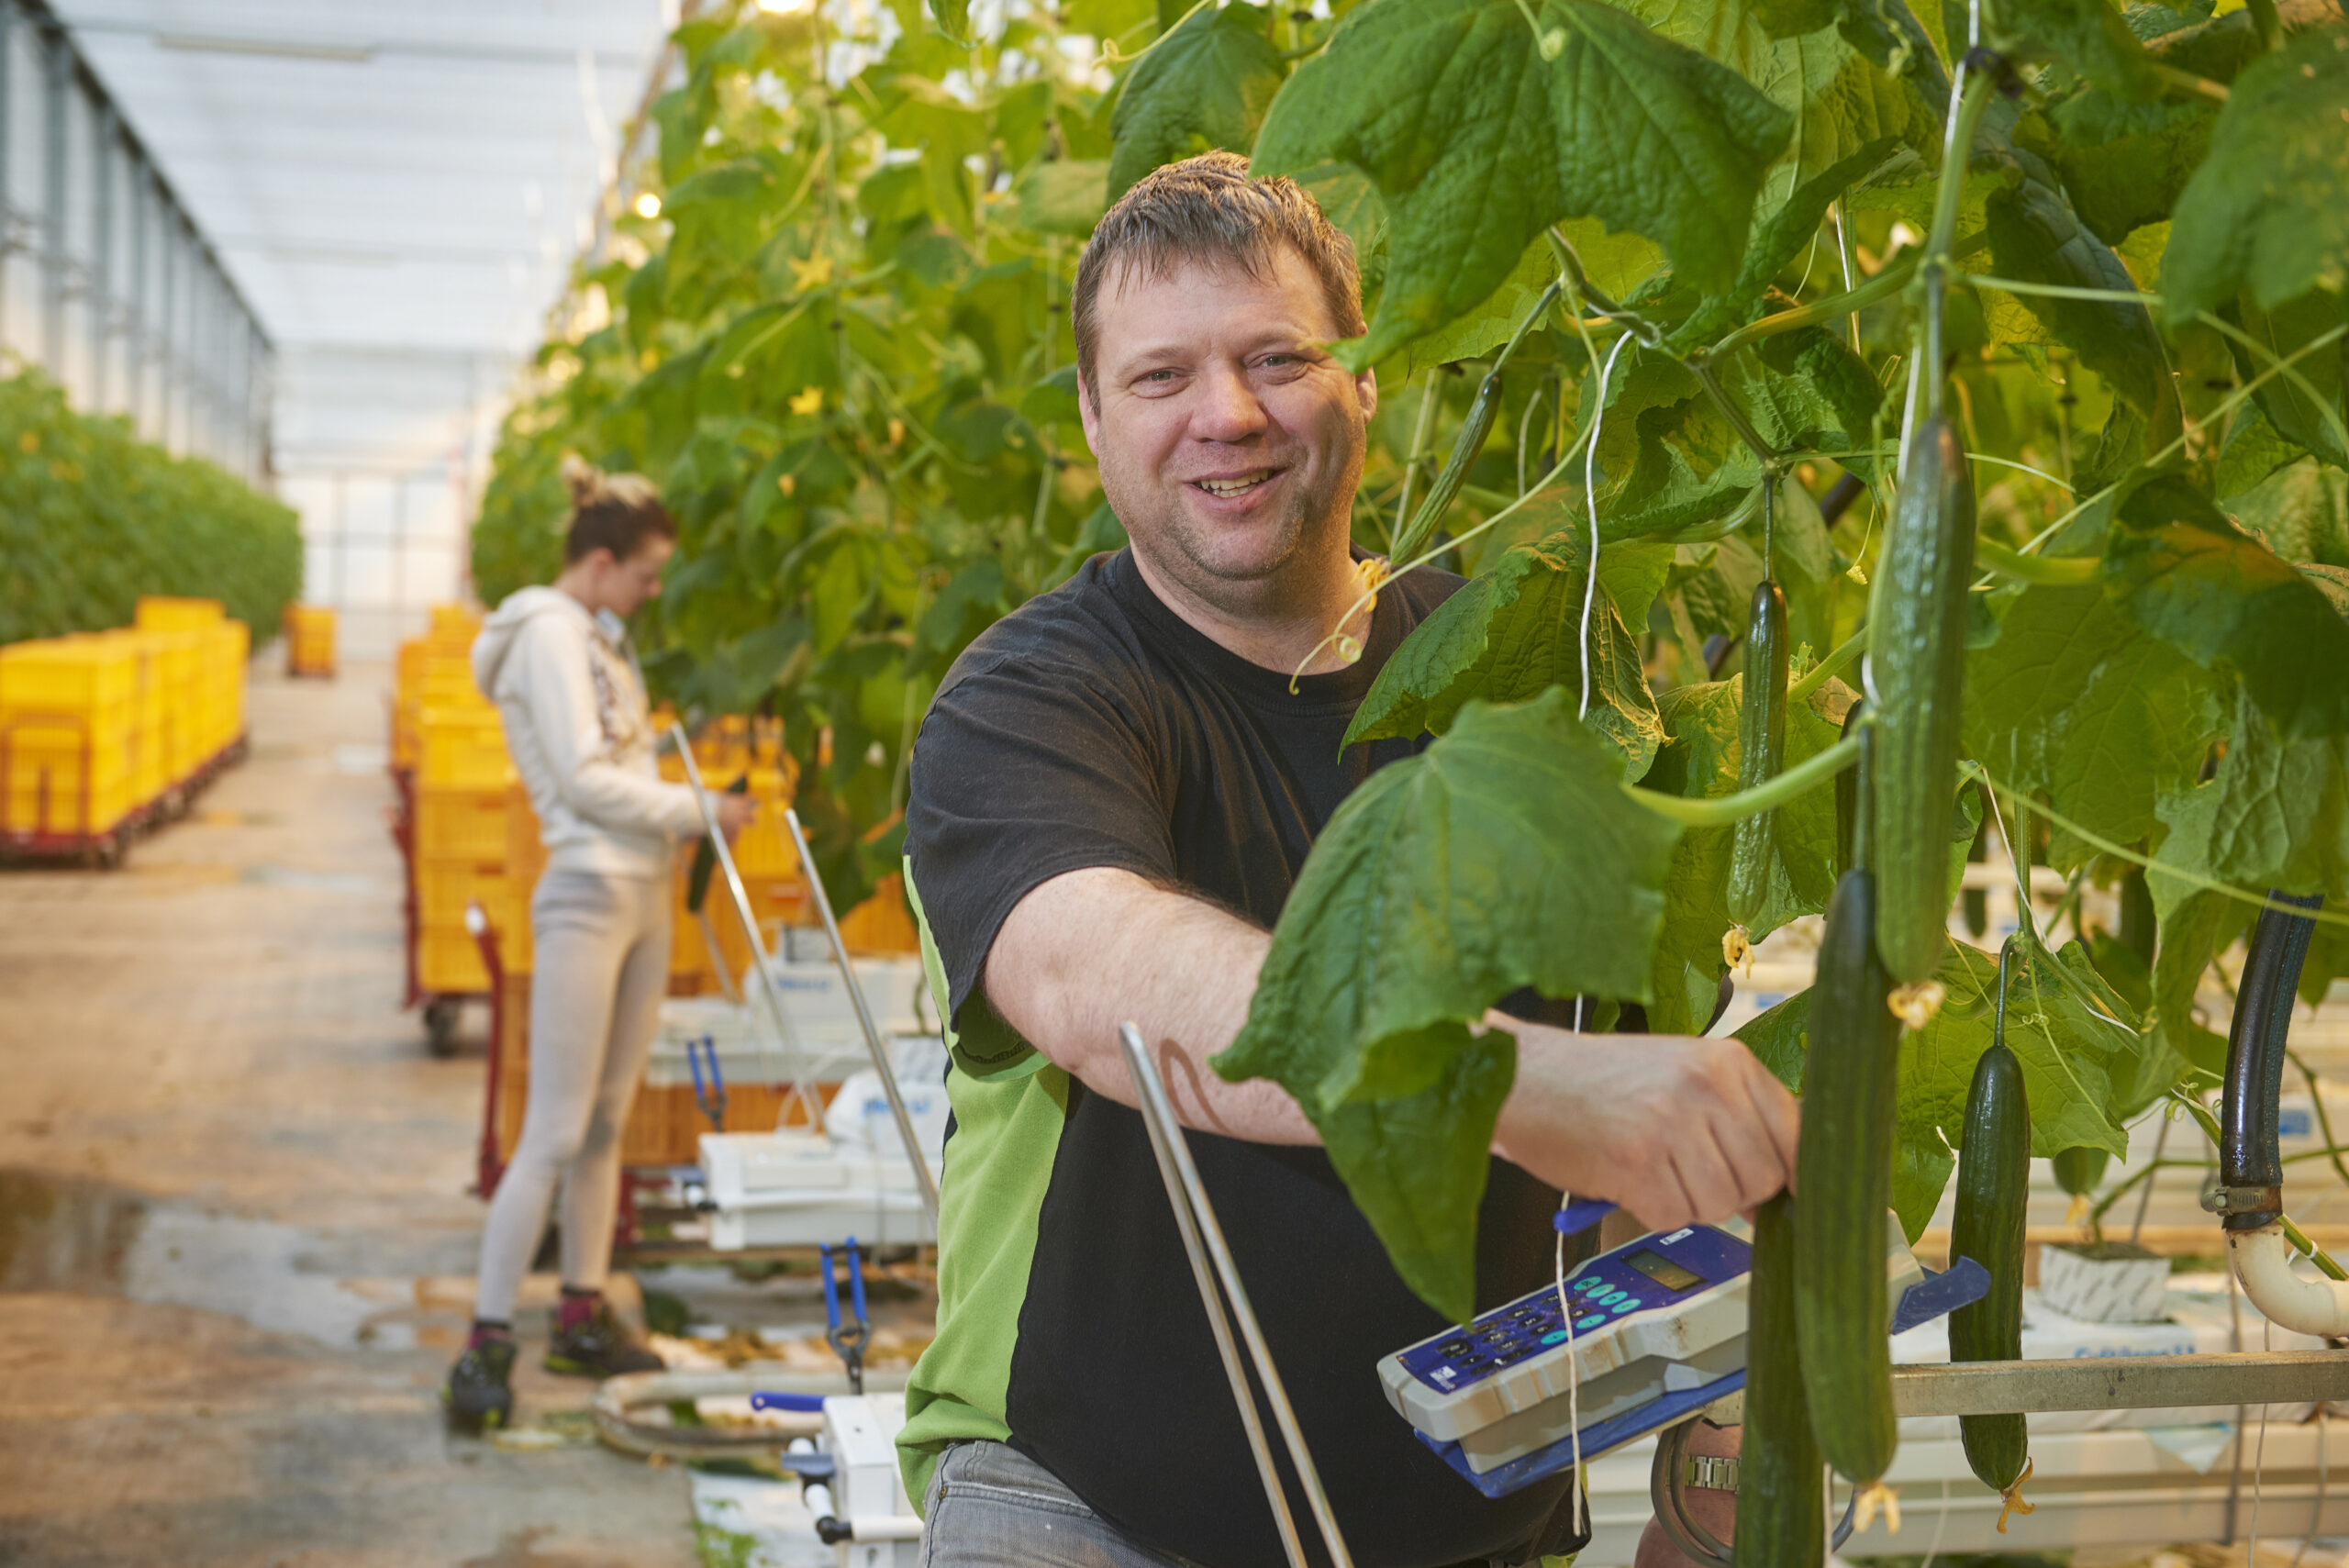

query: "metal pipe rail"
xmin=1889 ymin=1350 xmax=2349 ymax=1417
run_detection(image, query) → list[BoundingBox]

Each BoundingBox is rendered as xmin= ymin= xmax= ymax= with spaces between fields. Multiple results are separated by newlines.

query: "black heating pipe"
xmin=2218 ymin=892 xmax=2325 ymax=1232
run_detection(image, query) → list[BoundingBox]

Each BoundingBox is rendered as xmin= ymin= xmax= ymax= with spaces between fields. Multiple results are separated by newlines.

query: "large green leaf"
xmin=1107 ymin=3 xmax=1286 ymax=201
xmin=2227 ymin=288 xmax=2349 ymax=472
xmin=1739 ymin=934 xmax=2146 ymax=1240
xmin=1640 ymin=675 xmax=1847 ymax=1032
xmin=1965 ymin=581 xmax=2228 ymax=866
xmin=2106 ymin=475 xmax=2349 ymax=741
xmin=1986 ymin=0 xmax=2158 ymax=96
xmin=2233 ymin=459 xmax=2349 ymax=570
xmin=2047 ymin=90 xmax=2218 ymax=245
xmin=1583 ymin=326 xmax=1883 ymax=540
xmin=1344 ymin=530 xmax=1671 ymax=775
xmin=2160 ymin=23 xmax=2349 ymax=324
xmin=1214 ymin=690 xmax=1682 ymax=1318
xmin=1252 ymin=0 xmax=1791 ymax=365
xmin=2156 ymin=682 xmax=2349 ymax=900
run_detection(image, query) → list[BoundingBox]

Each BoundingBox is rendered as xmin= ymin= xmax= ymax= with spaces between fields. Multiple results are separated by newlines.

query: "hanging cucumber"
xmin=1949 ymin=938 xmax=2033 ymax=1519
xmin=2052 ymin=1145 xmax=2110 ymax=1199
xmin=1733 ymin=1191 xmax=1826 ymax=1568
xmin=1866 ymin=416 xmax=1976 ymax=984
xmin=686 ymin=773 xmax=751 ymax=915
xmin=1795 ymin=866 xmax=1904 ymax=1487
xmin=1834 ymin=697 xmax=1871 ymax=879
xmin=1963 ymin=816 xmax=1990 ymax=939
xmin=2118 ymin=865 xmax=2156 ymax=969
xmin=1388 ymin=367 xmax=1503 ymax=567
xmin=1726 ymin=578 xmax=1791 ymax=936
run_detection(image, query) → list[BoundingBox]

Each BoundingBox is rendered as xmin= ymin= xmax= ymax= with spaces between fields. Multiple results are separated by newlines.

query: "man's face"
xmin=1078 ymin=246 xmax=1376 ymax=607
xmin=600 ymin=536 xmax=675 ymax=618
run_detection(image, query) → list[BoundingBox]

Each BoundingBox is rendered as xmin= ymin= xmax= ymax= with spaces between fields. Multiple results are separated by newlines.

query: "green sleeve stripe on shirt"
xmin=896 ymin=857 xmax=1072 ymax=1508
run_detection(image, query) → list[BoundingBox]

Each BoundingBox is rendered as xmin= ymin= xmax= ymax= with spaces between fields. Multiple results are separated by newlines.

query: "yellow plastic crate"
xmin=131 ymin=629 xmax=204 ymax=784
xmin=429 ymin=603 xmax=483 ymax=638
xmin=414 ymin=782 xmax=510 ymax=859
xmin=212 ymin=620 xmax=250 ymax=748
xmin=284 ymin=605 xmax=336 ymax=676
xmin=418 ymin=918 xmax=491 ymax=994
xmin=0 ymin=637 xmax=138 ymax=712
xmin=2 ymin=722 xmax=136 ymax=836
xmin=416 ymin=855 xmax=508 ymax=928
xmin=85 ymin=631 xmax=170 ymax=806
xmin=419 ymin=707 xmax=508 ymax=787
xmin=134 ymin=595 xmax=223 ymax=633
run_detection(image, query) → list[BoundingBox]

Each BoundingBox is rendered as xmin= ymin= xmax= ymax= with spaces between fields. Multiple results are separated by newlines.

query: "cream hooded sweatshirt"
xmin=472 ymin=586 xmax=703 ymax=880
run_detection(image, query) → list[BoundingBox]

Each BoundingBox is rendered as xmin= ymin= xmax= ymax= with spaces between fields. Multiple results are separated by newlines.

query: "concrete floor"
xmin=0 ymin=657 xmax=702 ymax=1567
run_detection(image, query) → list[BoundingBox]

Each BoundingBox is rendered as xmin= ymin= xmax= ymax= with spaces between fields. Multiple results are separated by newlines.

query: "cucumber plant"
xmin=481 ymin=0 xmax=2349 ymax=1340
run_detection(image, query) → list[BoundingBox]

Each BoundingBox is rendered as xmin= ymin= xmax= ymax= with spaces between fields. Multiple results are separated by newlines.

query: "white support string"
xmin=1553 ymin=1209 xmax=1586 ymax=1535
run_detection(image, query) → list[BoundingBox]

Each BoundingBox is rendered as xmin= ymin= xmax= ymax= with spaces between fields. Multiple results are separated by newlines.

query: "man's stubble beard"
xmin=1101 ymin=430 xmax=1365 ymax=618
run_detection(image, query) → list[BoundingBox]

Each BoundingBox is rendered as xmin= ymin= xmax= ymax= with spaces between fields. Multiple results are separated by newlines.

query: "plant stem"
xmin=1925 ymin=73 xmax=1998 ymax=272
xmin=1957 ymin=273 xmax=2165 ymax=307
xmin=1976 ymin=538 xmax=2099 ymax=584
xmin=1704 ymin=253 xmax=1920 ymax=363
xmin=1691 ymin=361 xmax=1779 ymax=466
xmin=2245 ymin=0 xmax=2282 ymax=50
xmin=1788 ymin=624 xmax=1866 ymax=703
xmin=1623 ymin=732 xmax=1860 ymax=828
xmin=2149 ymin=61 xmax=2232 ymax=99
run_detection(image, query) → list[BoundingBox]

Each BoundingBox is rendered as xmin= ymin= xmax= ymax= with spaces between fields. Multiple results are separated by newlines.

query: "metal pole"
xmin=0 ymin=1 xmax=15 ymax=353
xmin=87 ymin=98 xmax=108 ymax=410
xmin=126 ymin=155 xmax=145 ymax=436
xmin=1119 ymin=1023 xmax=1355 ymax=1568
xmin=666 ymin=723 xmax=822 ymax=1134
xmin=40 ymin=21 xmax=64 ymax=380
xmin=780 ymin=806 xmax=941 ymax=1219
xmin=1118 ymin=1024 xmax=1311 ymax=1568
xmin=1889 ymin=1351 xmax=2349 ymax=1416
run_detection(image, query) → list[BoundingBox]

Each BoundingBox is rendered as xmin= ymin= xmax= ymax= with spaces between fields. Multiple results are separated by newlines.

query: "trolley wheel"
xmin=424 ymin=996 xmax=464 ymax=1058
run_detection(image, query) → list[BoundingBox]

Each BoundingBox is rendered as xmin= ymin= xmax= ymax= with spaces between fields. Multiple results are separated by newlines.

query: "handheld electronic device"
xmin=1376 ymin=1202 xmax=1987 ymax=1498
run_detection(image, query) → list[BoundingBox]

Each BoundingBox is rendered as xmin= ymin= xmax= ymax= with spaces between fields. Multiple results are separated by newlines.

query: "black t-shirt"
xmin=902 ymin=548 xmax=1581 ymax=1568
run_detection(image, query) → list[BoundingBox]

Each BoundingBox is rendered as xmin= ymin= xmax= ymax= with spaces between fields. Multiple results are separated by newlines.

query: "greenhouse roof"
xmin=51 ymin=0 xmax=673 ymax=355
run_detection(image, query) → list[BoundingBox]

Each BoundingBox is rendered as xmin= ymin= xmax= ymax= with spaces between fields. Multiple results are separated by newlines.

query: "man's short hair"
xmin=560 ymin=454 xmax=676 ymax=564
xmin=1072 ymin=150 xmax=1365 ymax=406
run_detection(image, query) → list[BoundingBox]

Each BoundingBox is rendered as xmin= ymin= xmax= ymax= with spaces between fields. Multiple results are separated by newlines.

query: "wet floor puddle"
xmin=0 ymin=1168 xmax=459 ymax=1351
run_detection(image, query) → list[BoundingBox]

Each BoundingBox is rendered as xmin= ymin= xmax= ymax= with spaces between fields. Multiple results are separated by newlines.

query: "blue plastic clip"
xmin=686 ymin=1035 xmax=727 ymax=1131
xmin=818 ymin=1238 xmax=872 ymax=1394
xmin=1552 ymin=1198 xmax=1619 ymax=1237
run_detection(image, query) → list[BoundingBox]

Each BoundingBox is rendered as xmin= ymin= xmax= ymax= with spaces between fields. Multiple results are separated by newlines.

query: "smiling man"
xmin=896 ymin=153 xmax=1798 ymax=1568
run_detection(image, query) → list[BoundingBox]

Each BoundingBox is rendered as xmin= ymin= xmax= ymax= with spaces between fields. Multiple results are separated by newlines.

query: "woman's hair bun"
xmin=560 ymin=451 xmax=660 ymax=511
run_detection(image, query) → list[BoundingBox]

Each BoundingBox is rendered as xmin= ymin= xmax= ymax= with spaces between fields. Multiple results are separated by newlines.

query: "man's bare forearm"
xmin=982 ymin=866 xmax=1320 ymax=1142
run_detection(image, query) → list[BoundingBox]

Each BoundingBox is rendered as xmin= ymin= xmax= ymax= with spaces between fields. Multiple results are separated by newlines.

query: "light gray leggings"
xmin=473 ymin=867 xmax=673 ymax=1322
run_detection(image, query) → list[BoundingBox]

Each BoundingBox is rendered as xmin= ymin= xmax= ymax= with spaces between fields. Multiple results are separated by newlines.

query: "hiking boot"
xmin=544 ymin=1300 xmax=665 ymax=1378
xmin=442 ymin=1336 xmax=516 ymax=1431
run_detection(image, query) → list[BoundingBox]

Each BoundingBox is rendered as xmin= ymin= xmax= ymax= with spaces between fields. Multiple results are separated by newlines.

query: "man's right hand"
xmin=1490 ymin=1022 xmax=1798 ymax=1234
xmin=715 ymin=793 xmax=759 ymax=839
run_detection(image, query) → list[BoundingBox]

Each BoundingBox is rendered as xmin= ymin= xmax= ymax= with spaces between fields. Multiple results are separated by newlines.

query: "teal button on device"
xmin=1611 ymin=1297 xmax=1639 ymax=1313
xmin=1541 ymin=1329 xmax=1569 ymax=1346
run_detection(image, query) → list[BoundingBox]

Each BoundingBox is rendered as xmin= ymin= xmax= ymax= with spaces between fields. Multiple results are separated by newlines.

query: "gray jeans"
xmin=473 ymin=867 xmax=673 ymax=1321
xmin=919 ymin=1441 xmax=1196 ymax=1568
xmin=918 ymin=1441 xmax=1577 ymax=1568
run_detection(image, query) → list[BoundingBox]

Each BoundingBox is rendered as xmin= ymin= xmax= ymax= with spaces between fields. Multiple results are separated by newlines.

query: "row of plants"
xmin=483 ymin=0 xmax=2349 ymax=1513
xmin=0 ymin=368 xmax=302 ymax=642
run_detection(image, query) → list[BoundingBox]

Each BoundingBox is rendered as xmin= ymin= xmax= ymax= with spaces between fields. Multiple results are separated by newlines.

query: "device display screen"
xmin=1625 ymin=1249 xmax=1707 ymax=1293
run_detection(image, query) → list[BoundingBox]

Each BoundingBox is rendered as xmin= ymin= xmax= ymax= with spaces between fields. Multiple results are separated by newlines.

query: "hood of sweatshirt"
xmin=473 ymin=585 xmax=589 ymax=699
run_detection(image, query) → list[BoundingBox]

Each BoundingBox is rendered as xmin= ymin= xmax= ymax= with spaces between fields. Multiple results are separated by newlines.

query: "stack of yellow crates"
xmin=133 ymin=596 xmax=250 ymax=769
xmin=395 ymin=602 xmax=509 ymax=995
xmin=0 ymin=637 xmax=139 ymax=845
xmin=0 ymin=596 xmax=253 ymax=858
xmin=284 ymin=604 xmax=336 ymax=678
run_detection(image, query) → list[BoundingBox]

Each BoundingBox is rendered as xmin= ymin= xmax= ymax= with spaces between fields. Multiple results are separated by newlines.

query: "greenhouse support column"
xmin=0 ymin=1 xmax=14 ymax=352
xmin=126 ymin=157 xmax=147 ymax=439
xmin=157 ymin=211 xmax=176 ymax=450
xmin=40 ymin=18 xmax=66 ymax=382
xmin=89 ymin=100 xmax=112 ymax=413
